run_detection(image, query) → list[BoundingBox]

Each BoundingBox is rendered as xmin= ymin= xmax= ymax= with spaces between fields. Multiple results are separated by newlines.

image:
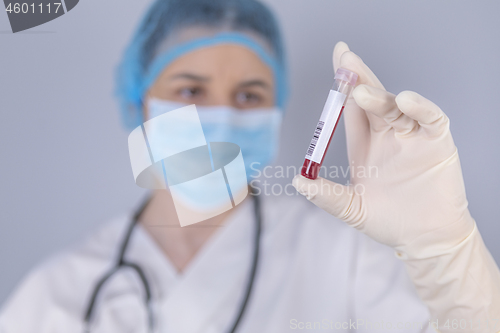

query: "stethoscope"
xmin=83 ymin=191 xmax=262 ymax=333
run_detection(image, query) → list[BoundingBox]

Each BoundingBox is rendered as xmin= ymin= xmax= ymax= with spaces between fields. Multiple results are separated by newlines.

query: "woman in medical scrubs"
xmin=1 ymin=0 xmax=499 ymax=332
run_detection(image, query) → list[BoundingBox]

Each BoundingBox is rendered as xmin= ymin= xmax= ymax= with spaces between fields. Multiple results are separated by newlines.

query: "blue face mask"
xmin=147 ymin=98 xmax=282 ymax=181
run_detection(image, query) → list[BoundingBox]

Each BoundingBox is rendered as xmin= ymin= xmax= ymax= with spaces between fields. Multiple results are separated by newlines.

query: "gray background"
xmin=1 ymin=0 xmax=499 ymax=305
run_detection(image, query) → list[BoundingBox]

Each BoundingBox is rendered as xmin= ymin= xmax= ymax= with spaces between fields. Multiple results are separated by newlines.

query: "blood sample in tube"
xmin=301 ymin=68 xmax=358 ymax=180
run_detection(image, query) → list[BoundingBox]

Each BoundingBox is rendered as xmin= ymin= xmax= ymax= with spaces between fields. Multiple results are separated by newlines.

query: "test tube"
xmin=301 ymin=68 xmax=358 ymax=180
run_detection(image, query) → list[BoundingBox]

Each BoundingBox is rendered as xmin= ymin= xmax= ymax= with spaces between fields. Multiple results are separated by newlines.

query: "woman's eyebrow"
xmin=169 ymin=73 xmax=210 ymax=82
xmin=238 ymin=79 xmax=271 ymax=90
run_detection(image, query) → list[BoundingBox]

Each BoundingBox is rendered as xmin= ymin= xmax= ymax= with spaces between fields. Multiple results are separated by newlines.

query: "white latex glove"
xmin=293 ymin=42 xmax=500 ymax=333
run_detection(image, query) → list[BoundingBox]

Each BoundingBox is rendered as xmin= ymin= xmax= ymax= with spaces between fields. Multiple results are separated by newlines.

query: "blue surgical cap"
xmin=116 ymin=0 xmax=287 ymax=130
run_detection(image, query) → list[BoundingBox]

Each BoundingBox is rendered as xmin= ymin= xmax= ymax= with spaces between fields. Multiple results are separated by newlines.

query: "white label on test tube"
xmin=305 ymin=90 xmax=347 ymax=163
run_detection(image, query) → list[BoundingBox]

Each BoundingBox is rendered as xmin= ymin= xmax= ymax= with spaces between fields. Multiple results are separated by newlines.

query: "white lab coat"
xmin=0 ymin=194 xmax=434 ymax=332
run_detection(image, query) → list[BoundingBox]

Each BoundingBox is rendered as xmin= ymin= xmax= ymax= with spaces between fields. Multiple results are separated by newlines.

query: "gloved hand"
xmin=293 ymin=42 xmax=500 ymax=332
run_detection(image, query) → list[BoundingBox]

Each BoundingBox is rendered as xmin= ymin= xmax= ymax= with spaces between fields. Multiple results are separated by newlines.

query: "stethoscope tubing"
xmin=83 ymin=191 xmax=262 ymax=333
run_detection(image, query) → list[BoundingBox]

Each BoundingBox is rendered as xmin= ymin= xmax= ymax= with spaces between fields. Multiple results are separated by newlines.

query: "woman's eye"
xmin=235 ymin=91 xmax=262 ymax=107
xmin=178 ymin=87 xmax=204 ymax=100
